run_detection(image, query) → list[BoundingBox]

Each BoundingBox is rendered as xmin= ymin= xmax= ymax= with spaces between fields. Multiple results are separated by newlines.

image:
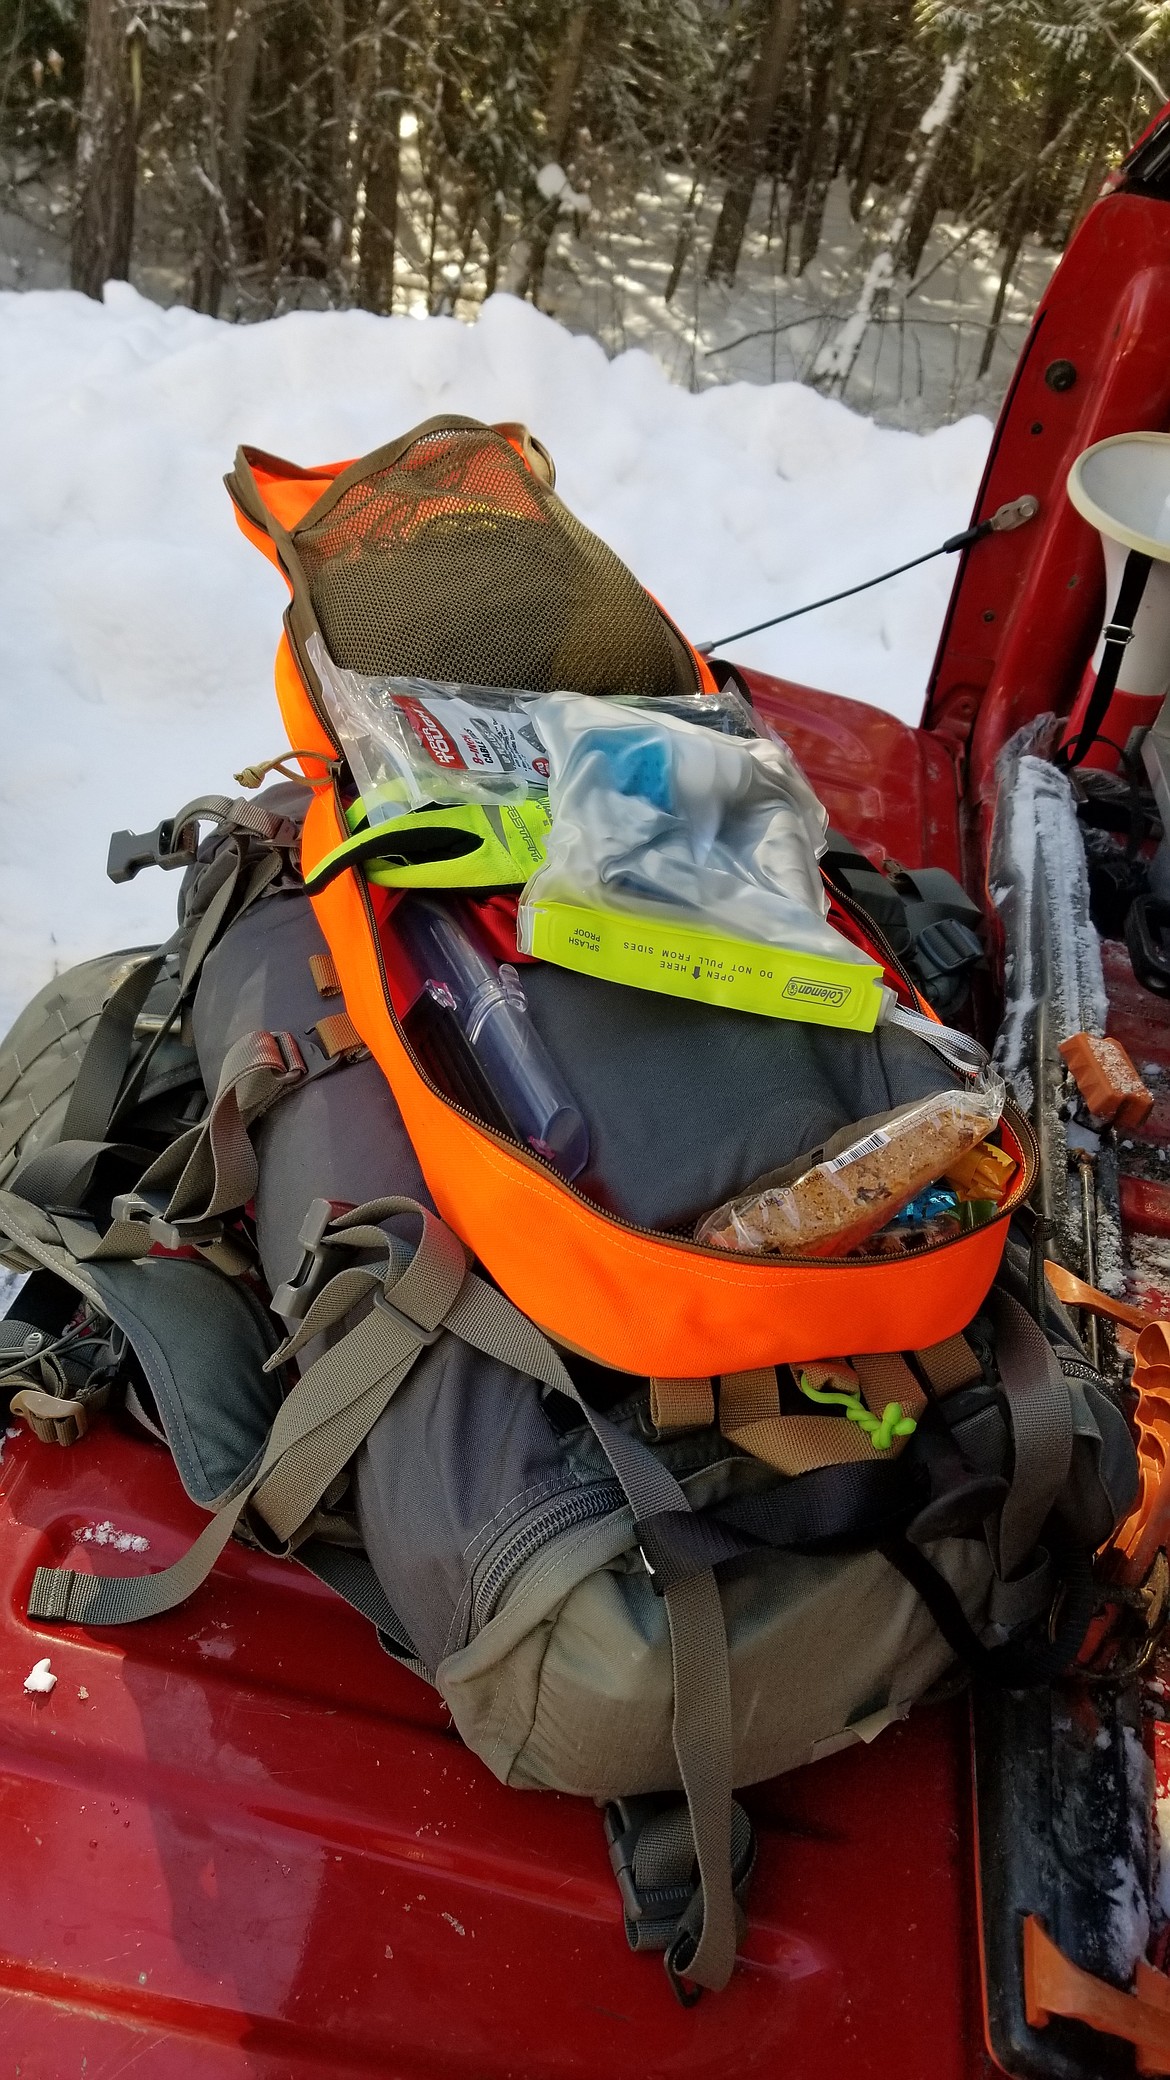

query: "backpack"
xmin=0 ymin=428 xmax=1145 ymax=1998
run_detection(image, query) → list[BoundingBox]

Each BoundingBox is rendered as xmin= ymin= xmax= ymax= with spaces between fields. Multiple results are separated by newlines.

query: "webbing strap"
xmin=0 ymin=1187 xmax=106 ymax=1306
xmin=661 ymin=1570 xmax=738 ymax=1990
xmin=608 ymin=1795 xmax=756 ymax=1981
xmin=26 ymin=1205 xmax=454 ymax=1627
xmin=915 ymin=1333 xmax=982 ymax=1396
xmin=179 ymin=842 xmax=284 ymax=995
xmin=987 ymin=1288 xmax=1073 ymax=1578
xmin=11 ymin=1137 xmax=148 ymax=1217
xmin=58 ymin=952 xmax=169 ymax=1147
xmin=716 ymin=1454 xmax=921 ymax=1549
xmin=129 ymin=1028 xmax=306 ymax=1244
xmin=649 ymin=1377 xmax=715 ymax=1432
xmin=853 ymin=1351 xmax=927 ymax=1419
xmin=50 ymin=1210 xmax=155 ymax=1263
xmin=397 ymin=1253 xmax=740 ymax=1988
xmin=294 ymin=1538 xmax=431 ymax=1677
xmin=719 ymin=1366 xmax=902 ymax=1475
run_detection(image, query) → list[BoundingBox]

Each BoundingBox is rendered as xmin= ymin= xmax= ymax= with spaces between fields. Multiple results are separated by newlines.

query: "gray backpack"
xmin=0 ymin=793 xmax=1140 ymax=1999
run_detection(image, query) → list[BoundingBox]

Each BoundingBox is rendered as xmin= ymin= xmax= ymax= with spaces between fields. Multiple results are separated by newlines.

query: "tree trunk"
xmin=811 ymin=41 xmax=973 ymax=397
xmin=796 ymin=0 xmax=852 ymax=276
xmin=977 ymin=209 xmax=1025 ymax=380
xmin=846 ymin=0 xmax=910 ymax=219
xmin=664 ymin=172 xmax=702 ymax=303
xmin=325 ymin=0 xmax=350 ymax=300
xmin=358 ymin=4 xmax=406 ymax=314
xmin=71 ymin=0 xmax=139 ymax=298
xmin=192 ymin=0 xmax=264 ymax=317
xmin=523 ymin=2 xmax=592 ymax=306
xmin=706 ymin=0 xmax=801 ymax=284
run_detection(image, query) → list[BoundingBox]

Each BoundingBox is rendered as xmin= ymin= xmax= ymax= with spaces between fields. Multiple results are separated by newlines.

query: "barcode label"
xmin=823 ymin=1127 xmax=891 ymax=1173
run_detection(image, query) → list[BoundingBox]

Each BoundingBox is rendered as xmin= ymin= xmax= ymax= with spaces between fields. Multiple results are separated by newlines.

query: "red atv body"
xmin=7 ymin=121 xmax=1170 ymax=2080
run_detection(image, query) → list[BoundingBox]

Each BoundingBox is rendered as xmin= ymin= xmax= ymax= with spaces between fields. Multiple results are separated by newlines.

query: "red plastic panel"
xmin=0 ymin=1417 xmax=985 ymax=2077
xmin=923 ymin=189 xmax=1170 ymax=830
xmin=742 ymin=669 xmax=962 ymax=876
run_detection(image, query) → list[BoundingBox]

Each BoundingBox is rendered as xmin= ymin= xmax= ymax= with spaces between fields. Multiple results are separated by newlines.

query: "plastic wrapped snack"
xmin=310 ymin=635 xmax=550 ymax=821
xmin=695 ymin=1071 xmax=1006 ymax=1258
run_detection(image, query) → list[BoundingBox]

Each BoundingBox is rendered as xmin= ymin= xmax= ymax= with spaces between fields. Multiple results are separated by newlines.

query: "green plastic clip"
xmin=798 ymin=1373 xmax=917 ymax=1453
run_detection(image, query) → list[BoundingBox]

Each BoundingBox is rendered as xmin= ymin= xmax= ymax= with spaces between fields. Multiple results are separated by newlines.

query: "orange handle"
xmin=1109 ymin=1318 xmax=1170 ymax=1586
xmin=1045 ymin=1260 xmax=1149 ymax=1331
xmin=1025 ymin=1916 xmax=1170 ymax=2073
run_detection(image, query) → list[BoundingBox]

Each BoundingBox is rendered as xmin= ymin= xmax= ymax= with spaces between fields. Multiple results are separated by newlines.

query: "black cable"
xmin=1057 ymin=547 xmax=1153 ymax=769
xmin=699 ymin=517 xmax=994 ymax=655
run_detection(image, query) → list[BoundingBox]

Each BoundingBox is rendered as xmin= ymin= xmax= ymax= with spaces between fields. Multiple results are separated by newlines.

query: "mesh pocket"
xmin=292 ymin=422 xmax=699 ymax=697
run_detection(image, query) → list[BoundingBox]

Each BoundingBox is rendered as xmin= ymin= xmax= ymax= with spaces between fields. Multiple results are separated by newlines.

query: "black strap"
xmin=1060 ymin=548 xmax=1153 ymax=767
xmin=304 ymin=822 xmax=481 ymax=896
xmin=714 ymin=1454 xmax=924 ymax=1555
xmin=881 ymin=1534 xmax=1095 ymax=1687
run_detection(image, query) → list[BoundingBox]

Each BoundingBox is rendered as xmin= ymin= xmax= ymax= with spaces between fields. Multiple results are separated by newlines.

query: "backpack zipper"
xmin=353 ymin=836 xmax=1037 ymax=1268
xmin=470 ymin=1479 xmax=626 ymax=1633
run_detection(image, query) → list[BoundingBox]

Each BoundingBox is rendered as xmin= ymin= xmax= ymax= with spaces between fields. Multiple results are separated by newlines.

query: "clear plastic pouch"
xmin=521 ymin=691 xmax=866 ymax=962
xmin=310 ymin=635 xmax=551 ymax=820
xmin=695 ymin=1070 xmax=1007 ymax=1258
xmin=311 ymin=639 xmax=765 ymax=826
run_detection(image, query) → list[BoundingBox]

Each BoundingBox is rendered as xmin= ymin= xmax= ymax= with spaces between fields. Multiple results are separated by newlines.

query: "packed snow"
xmin=0 ymin=281 xmax=991 ymax=1033
xmin=23 ymin=1657 xmax=55 ymax=1696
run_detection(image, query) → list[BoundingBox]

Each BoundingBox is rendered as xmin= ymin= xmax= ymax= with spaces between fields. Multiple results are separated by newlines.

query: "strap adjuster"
xmin=270 ymin=1196 xmax=355 ymax=1325
xmin=270 ymin=1029 xmax=307 ymax=1082
xmin=371 ymin=1286 xmax=445 ymax=1346
xmin=1102 ymin=621 xmax=1137 ymax=647
xmin=148 ymin=1213 xmax=225 ymax=1251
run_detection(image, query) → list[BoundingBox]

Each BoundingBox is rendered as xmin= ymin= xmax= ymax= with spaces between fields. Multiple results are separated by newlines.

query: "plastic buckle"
xmin=270 ymin=1196 xmax=354 ymax=1324
xmin=10 ymin=1387 xmax=90 ymax=1447
xmin=110 ymin=1189 xmax=160 ymax=1226
xmin=106 ymin=816 xmax=199 ymax=885
xmin=914 ymin=916 xmax=983 ymax=981
xmin=603 ymin=1799 xmax=693 ymax=1927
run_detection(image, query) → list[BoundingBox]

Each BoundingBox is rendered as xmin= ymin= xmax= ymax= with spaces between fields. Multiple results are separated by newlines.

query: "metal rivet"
xmin=1044 ymin=359 xmax=1077 ymax=392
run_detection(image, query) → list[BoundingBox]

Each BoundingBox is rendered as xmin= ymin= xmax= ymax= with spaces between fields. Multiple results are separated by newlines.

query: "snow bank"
xmin=0 ymin=283 xmax=990 ymax=1031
